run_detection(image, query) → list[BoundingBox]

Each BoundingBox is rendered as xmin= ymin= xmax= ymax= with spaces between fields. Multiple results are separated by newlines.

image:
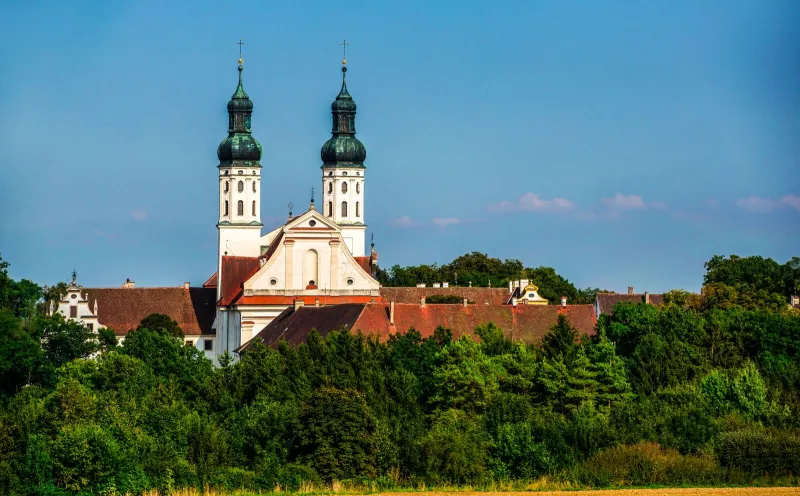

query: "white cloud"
xmin=781 ymin=194 xmax=800 ymax=213
xmin=601 ymin=193 xmax=646 ymax=210
xmin=432 ymin=217 xmax=461 ymax=228
xmin=736 ymin=196 xmax=778 ymax=213
xmin=130 ymin=209 xmax=148 ymax=221
xmin=488 ymin=193 xmax=575 ymax=213
xmin=390 ymin=216 xmax=418 ymax=228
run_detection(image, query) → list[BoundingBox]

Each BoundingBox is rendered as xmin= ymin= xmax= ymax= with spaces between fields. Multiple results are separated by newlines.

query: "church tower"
xmin=216 ymin=57 xmax=263 ymax=297
xmin=321 ymin=60 xmax=367 ymax=257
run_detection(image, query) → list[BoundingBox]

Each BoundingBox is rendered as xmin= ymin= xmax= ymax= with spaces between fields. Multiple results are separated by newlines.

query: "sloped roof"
xmin=355 ymin=303 xmax=596 ymax=343
xmin=241 ymin=302 xmax=596 ymax=350
xmin=239 ymin=304 xmax=367 ymax=350
xmin=596 ymin=293 xmax=663 ymax=315
xmin=202 ymin=272 xmax=218 ymax=288
xmin=84 ymin=287 xmax=216 ymax=336
xmin=353 ymin=256 xmax=373 ymax=275
xmin=218 ymin=256 xmax=261 ymax=306
xmin=380 ymin=287 xmax=510 ymax=305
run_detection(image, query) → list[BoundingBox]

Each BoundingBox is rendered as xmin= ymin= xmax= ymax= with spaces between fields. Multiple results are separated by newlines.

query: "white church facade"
xmin=208 ymin=57 xmax=379 ymax=357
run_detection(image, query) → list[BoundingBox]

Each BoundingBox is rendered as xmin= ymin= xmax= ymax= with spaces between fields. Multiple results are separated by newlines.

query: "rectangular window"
xmin=69 ymin=306 xmax=77 ymax=318
xmin=185 ymin=341 xmax=193 ymax=347
xmin=204 ymin=339 xmax=213 ymax=352
xmin=86 ymin=323 xmax=93 ymax=331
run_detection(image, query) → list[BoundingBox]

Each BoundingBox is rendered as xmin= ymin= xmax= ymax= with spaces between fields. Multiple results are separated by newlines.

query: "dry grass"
xmin=140 ymin=488 xmax=800 ymax=496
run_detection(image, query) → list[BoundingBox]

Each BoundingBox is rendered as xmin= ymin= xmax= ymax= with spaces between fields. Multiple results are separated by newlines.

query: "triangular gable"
xmin=284 ymin=208 xmax=341 ymax=232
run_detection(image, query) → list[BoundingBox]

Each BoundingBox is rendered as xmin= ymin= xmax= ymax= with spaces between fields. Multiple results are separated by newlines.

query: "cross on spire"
xmin=71 ymin=270 xmax=77 ymax=284
xmin=310 ymin=186 xmax=315 ymax=203
xmin=339 ymin=39 xmax=349 ymax=65
xmin=236 ymin=39 xmax=246 ymax=64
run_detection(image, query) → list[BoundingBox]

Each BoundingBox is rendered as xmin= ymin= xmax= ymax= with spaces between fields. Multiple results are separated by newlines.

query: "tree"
xmin=0 ymin=310 xmax=44 ymax=394
xmin=418 ymin=409 xmax=488 ymax=484
xmin=137 ymin=313 xmax=183 ymax=337
xmin=541 ymin=315 xmax=579 ymax=360
xmin=35 ymin=314 xmax=99 ymax=370
xmin=293 ymin=387 xmax=378 ymax=482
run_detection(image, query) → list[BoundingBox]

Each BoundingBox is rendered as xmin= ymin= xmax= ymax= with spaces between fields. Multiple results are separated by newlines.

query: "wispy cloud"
xmin=600 ymin=193 xmax=665 ymax=211
xmin=781 ymin=194 xmax=800 ymax=213
xmin=130 ymin=209 xmax=148 ymax=221
xmin=432 ymin=217 xmax=461 ymax=228
xmin=488 ymin=193 xmax=576 ymax=213
xmin=736 ymin=196 xmax=778 ymax=213
xmin=390 ymin=216 xmax=419 ymax=228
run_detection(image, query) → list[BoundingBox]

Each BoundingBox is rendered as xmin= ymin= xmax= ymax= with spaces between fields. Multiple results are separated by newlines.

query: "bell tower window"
xmin=252 ymin=181 xmax=257 ymax=193
xmin=224 ymin=201 xmax=229 ymax=216
xmin=327 ymin=182 xmax=332 ymax=194
xmin=237 ymin=200 xmax=244 ymax=216
xmin=238 ymin=181 xmax=244 ymax=193
xmin=328 ymin=201 xmax=333 ymax=217
xmin=341 ymin=182 xmax=348 ymax=193
xmin=341 ymin=201 xmax=348 ymax=217
xmin=252 ymin=201 xmax=256 ymax=216
xmin=356 ymin=202 xmax=360 ymax=217
xmin=356 ymin=182 xmax=360 ymax=193
xmin=224 ymin=181 xmax=229 ymax=193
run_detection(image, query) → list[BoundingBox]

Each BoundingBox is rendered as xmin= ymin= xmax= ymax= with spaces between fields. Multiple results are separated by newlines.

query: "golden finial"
xmin=339 ymin=39 xmax=349 ymax=66
xmin=237 ymin=39 xmax=246 ymax=65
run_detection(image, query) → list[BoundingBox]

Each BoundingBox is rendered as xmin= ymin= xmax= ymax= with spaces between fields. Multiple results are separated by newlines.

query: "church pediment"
xmin=285 ymin=208 xmax=341 ymax=233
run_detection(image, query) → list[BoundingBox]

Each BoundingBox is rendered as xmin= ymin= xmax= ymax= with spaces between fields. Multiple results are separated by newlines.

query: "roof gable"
xmin=285 ymin=208 xmax=341 ymax=232
xmin=219 ymin=256 xmax=261 ymax=306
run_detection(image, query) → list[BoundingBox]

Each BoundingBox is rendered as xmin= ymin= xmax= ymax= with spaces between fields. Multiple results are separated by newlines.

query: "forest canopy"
xmin=0 ymin=253 xmax=798 ymax=494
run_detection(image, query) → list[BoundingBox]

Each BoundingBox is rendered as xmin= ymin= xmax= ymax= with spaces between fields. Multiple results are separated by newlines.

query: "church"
xmin=53 ymin=54 xmax=605 ymax=363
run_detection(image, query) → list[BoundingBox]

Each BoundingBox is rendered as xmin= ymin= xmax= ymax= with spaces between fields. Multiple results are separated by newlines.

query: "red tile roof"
xmin=355 ymin=303 xmax=596 ymax=343
xmin=596 ymin=293 xmax=663 ymax=315
xmin=218 ymin=256 xmax=261 ymax=306
xmin=202 ymin=272 xmax=218 ymax=288
xmin=354 ymin=256 xmax=373 ymax=275
xmin=380 ymin=287 xmax=510 ymax=305
xmin=241 ymin=302 xmax=596 ymax=350
xmin=237 ymin=295 xmax=377 ymax=305
xmin=84 ymin=287 xmax=216 ymax=336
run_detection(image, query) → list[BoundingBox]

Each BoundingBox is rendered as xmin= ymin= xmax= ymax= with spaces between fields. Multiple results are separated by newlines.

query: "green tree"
xmin=137 ymin=313 xmax=183 ymax=337
xmin=0 ymin=310 xmax=44 ymax=394
xmin=418 ymin=409 xmax=488 ymax=484
xmin=35 ymin=314 xmax=99 ymax=371
xmin=293 ymin=387 xmax=378 ymax=482
xmin=541 ymin=315 xmax=579 ymax=360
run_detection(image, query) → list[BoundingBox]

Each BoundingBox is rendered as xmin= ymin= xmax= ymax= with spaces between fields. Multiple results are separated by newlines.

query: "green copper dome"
xmin=218 ymin=65 xmax=262 ymax=166
xmin=321 ymin=66 xmax=366 ymax=168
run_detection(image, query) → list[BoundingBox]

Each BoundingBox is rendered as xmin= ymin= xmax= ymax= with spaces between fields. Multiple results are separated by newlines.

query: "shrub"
xmin=717 ymin=428 xmax=800 ymax=476
xmin=579 ymin=442 xmax=718 ymax=486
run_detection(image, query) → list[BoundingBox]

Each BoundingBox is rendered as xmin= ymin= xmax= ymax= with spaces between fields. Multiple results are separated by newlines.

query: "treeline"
xmin=0 ymin=255 xmax=798 ymax=494
xmin=376 ymin=251 xmax=603 ymax=304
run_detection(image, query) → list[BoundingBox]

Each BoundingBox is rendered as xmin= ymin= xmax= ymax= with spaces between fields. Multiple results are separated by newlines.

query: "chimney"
xmin=293 ymin=299 xmax=305 ymax=311
xmin=184 ymin=282 xmax=190 ymax=291
xmin=315 ymin=298 xmax=320 ymax=307
xmin=645 ymin=291 xmax=650 ymax=304
xmin=416 ymin=283 xmax=426 ymax=288
xmin=791 ymin=294 xmax=799 ymax=306
xmin=442 ymin=282 xmax=449 ymax=288
xmin=511 ymin=297 xmax=518 ymax=307
xmin=468 ymin=281 xmax=472 ymax=287
xmin=628 ymin=286 xmax=634 ymax=295
xmin=389 ymin=301 xmax=395 ymax=325
xmin=463 ymin=298 xmax=468 ymax=307
xmin=420 ymin=296 xmax=426 ymax=308
xmin=122 ymin=278 xmax=135 ymax=288
xmin=560 ymin=296 xmax=567 ymax=308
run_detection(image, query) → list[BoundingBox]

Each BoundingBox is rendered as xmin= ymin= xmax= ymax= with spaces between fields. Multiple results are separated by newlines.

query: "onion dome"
xmin=218 ymin=63 xmax=262 ymax=166
xmin=321 ymin=66 xmax=366 ymax=168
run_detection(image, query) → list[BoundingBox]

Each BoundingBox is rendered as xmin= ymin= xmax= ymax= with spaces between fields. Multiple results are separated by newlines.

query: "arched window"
xmin=237 ymin=200 xmax=244 ymax=216
xmin=341 ymin=182 xmax=348 ymax=193
xmin=252 ymin=181 xmax=257 ymax=193
xmin=328 ymin=201 xmax=333 ymax=217
xmin=341 ymin=201 xmax=348 ymax=217
xmin=238 ymin=181 xmax=244 ymax=193
xmin=252 ymin=201 xmax=256 ymax=216
xmin=356 ymin=182 xmax=360 ymax=193
xmin=327 ymin=181 xmax=332 ymax=194
xmin=356 ymin=201 xmax=360 ymax=217
xmin=224 ymin=181 xmax=229 ymax=193
xmin=224 ymin=201 xmax=229 ymax=216
xmin=303 ymin=249 xmax=319 ymax=289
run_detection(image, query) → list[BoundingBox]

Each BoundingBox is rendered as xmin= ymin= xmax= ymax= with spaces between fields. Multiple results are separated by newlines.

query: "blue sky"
xmin=0 ymin=1 xmax=798 ymax=293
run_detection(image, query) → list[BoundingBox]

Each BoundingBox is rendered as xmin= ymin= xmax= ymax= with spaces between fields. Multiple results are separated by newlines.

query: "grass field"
xmin=142 ymin=488 xmax=800 ymax=496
